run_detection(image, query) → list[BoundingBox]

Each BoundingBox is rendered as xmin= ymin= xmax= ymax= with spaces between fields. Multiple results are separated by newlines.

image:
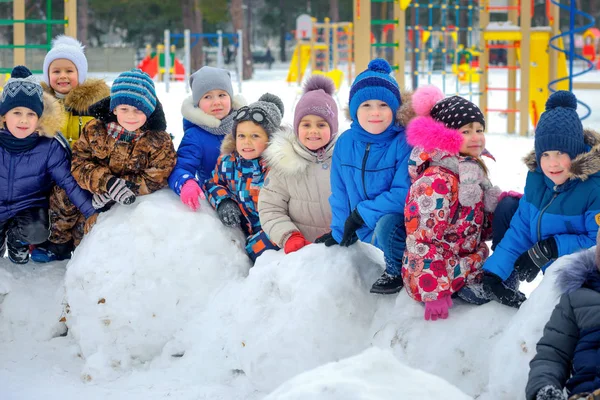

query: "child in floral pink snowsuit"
xmin=401 ymin=86 xmax=504 ymax=321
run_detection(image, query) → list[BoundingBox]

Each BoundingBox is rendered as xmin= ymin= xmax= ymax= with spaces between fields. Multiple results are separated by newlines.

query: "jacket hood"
xmin=220 ymin=132 xmax=236 ymax=155
xmin=262 ymin=125 xmax=336 ymax=176
xmin=41 ymin=79 xmax=110 ymax=114
xmin=524 ymin=129 xmax=600 ymax=181
xmin=37 ymin=93 xmax=67 ymax=137
xmin=181 ymin=94 xmax=246 ymax=129
xmin=343 ymin=88 xmax=416 ymax=127
xmin=556 ymin=247 xmax=600 ymax=294
xmin=406 ymin=115 xmax=464 ymax=154
xmin=88 ymin=96 xmax=167 ymax=132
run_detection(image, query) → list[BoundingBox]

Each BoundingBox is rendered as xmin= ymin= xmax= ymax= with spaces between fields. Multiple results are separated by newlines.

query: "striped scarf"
xmin=106 ymin=122 xmax=143 ymax=143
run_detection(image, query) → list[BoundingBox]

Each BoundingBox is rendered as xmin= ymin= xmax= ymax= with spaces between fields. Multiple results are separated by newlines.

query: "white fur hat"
xmin=43 ymin=35 xmax=88 ymax=85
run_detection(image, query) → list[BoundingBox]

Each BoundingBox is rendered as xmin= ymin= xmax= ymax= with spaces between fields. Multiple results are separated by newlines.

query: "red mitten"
xmin=180 ymin=180 xmax=206 ymax=211
xmin=284 ymin=232 xmax=310 ymax=254
xmin=498 ymin=190 xmax=523 ymax=202
xmin=424 ymin=296 xmax=453 ymax=321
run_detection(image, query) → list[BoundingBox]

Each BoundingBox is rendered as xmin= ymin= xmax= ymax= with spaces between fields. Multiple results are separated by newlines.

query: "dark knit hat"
xmin=294 ymin=75 xmax=338 ymax=138
xmin=233 ymin=93 xmax=284 ymax=137
xmin=535 ymin=91 xmax=585 ymax=163
xmin=349 ymin=58 xmax=401 ymax=121
xmin=430 ymin=96 xmax=485 ymax=130
xmin=110 ymin=69 xmax=157 ymax=118
xmin=0 ymin=66 xmax=44 ymax=117
xmin=190 ymin=66 xmax=234 ymax=106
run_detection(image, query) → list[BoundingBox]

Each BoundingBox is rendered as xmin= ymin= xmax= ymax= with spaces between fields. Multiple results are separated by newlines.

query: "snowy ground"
xmin=1 ymin=66 xmax=600 ymax=399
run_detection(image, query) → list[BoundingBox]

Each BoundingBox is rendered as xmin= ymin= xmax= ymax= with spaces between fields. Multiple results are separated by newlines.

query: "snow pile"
xmin=265 ymin=347 xmax=473 ymax=400
xmin=63 ymin=189 xmax=252 ymax=381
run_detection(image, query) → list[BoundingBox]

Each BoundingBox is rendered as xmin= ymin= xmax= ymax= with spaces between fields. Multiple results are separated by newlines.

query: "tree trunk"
xmin=459 ymin=0 xmax=469 ymax=47
xmin=78 ymin=0 xmax=89 ymax=46
xmin=329 ymin=0 xmax=339 ymax=22
xmin=279 ymin=0 xmax=286 ymax=62
xmin=182 ymin=0 xmax=204 ymax=70
xmin=230 ymin=0 xmax=253 ymax=79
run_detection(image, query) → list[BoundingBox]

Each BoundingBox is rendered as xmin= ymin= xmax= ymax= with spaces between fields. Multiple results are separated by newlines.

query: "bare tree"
xmin=329 ymin=0 xmax=339 ymax=22
xmin=182 ymin=0 xmax=204 ymax=70
xmin=230 ymin=0 xmax=253 ymax=79
xmin=78 ymin=0 xmax=89 ymax=45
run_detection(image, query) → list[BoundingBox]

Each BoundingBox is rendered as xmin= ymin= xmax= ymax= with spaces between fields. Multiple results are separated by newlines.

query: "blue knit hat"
xmin=349 ymin=59 xmax=401 ymax=121
xmin=110 ymin=69 xmax=157 ymax=118
xmin=0 ymin=66 xmax=44 ymax=117
xmin=535 ymin=91 xmax=585 ymax=163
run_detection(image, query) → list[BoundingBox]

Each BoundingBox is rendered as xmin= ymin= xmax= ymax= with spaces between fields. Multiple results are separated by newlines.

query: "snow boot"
xmin=7 ymin=234 xmax=29 ymax=264
xmin=31 ymin=240 xmax=73 ymax=263
xmin=370 ymin=271 xmax=404 ymax=294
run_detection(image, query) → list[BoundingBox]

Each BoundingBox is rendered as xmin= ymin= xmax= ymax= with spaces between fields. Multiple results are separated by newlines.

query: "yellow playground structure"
xmin=353 ymin=0 xmax=598 ymax=135
xmin=286 ymin=18 xmax=353 ymax=86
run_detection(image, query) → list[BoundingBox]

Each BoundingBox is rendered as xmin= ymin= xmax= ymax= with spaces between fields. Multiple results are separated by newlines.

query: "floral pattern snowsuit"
xmin=402 ymin=145 xmax=498 ymax=302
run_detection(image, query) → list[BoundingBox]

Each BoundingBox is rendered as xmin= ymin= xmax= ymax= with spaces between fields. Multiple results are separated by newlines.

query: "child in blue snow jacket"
xmin=168 ymin=66 xmax=246 ymax=211
xmin=482 ymin=91 xmax=600 ymax=308
xmin=203 ymin=94 xmax=284 ymax=263
xmin=0 ymin=66 xmax=96 ymax=264
xmin=317 ymin=58 xmax=415 ymax=295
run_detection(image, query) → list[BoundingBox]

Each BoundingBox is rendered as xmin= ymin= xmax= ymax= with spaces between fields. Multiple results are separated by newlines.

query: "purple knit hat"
xmin=294 ymin=75 xmax=338 ymax=139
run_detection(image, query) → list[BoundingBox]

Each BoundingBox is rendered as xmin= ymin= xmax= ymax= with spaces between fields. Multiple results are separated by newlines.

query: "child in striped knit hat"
xmin=34 ymin=69 xmax=176 ymax=260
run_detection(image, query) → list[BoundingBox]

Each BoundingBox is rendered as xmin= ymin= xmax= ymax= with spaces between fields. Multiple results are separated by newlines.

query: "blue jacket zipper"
xmin=361 ymin=143 xmax=371 ymax=200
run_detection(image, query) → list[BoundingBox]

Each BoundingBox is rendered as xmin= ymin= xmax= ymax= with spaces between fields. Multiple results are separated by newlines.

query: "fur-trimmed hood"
xmin=524 ymin=129 xmax=600 ymax=181
xmin=262 ymin=125 xmax=336 ymax=176
xmin=343 ymin=88 xmax=416 ymax=127
xmin=181 ymin=94 xmax=246 ymax=129
xmin=37 ymin=93 xmax=67 ymax=137
xmin=41 ymin=79 xmax=110 ymax=114
xmin=557 ymin=246 xmax=600 ymax=295
xmin=220 ymin=132 xmax=236 ymax=155
xmin=88 ymin=96 xmax=167 ymax=132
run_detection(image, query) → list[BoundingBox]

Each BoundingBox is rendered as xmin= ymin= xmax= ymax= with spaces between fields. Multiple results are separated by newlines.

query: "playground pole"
xmin=13 ymin=0 xmax=25 ymax=66
xmin=394 ymin=0 xmax=405 ymax=86
xmin=164 ymin=29 xmax=171 ymax=93
xmin=324 ymin=18 xmax=331 ymax=72
xmin=519 ymin=0 xmax=531 ymax=136
xmin=237 ymin=29 xmax=243 ymax=93
xmin=508 ymin=0 xmax=518 ymax=134
xmin=217 ymin=30 xmax=224 ymax=69
xmin=184 ymin=29 xmax=191 ymax=94
xmin=548 ymin=0 xmax=560 ymax=89
xmin=64 ymin=0 xmax=77 ymax=38
xmin=479 ymin=0 xmax=489 ymax=127
xmin=353 ymin=0 xmax=371 ymax=74
xmin=332 ymin=23 xmax=339 ymax=70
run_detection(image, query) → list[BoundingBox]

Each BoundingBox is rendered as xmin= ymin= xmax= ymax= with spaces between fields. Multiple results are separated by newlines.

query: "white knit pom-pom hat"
xmin=43 ymin=35 xmax=88 ymax=85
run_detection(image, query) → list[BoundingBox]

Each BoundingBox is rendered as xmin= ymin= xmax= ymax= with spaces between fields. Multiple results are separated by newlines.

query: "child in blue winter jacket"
xmin=203 ymin=94 xmax=283 ymax=263
xmin=482 ymin=91 xmax=600 ymax=308
xmin=0 ymin=66 xmax=96 ymax=264
xmin=317 ymin=59 xmax=415 ymax=294
xmin=168 ymin=66 xmax=246 ymax=211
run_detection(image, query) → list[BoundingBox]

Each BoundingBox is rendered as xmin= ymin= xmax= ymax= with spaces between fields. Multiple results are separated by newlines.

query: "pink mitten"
xmin=498 ymin=190 xmax=523 ymax=202
xmin=180 ymin=180 xmax=205 ymax=211
xmin=424 ymin=296 xmax=453 ymax=321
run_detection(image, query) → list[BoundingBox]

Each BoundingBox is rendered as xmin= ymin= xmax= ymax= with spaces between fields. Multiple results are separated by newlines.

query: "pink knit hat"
xmin=293 ymin=75 xmax=338 ymax=139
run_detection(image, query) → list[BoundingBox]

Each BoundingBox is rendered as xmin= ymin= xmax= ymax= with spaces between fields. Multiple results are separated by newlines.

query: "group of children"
xmin=1 ymin=35 xmax=600 ymax=399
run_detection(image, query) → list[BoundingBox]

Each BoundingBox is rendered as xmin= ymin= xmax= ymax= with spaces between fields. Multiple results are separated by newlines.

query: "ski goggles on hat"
xmin=234 ymin=106 xmax=271 ymax=126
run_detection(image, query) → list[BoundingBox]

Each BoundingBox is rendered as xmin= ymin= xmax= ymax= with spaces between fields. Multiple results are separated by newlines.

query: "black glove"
xmin=482 ymin=271 xmax=527 ymax=309
xmin=536 ymin=385 xmax=565 ymax=400
xmin=515 ymin=237 xmax=558 ymax=283
xmin=106 ymin=176 xmax=136 ymax=205
xmin=340 ymin=209 xmax=364 ymax=247
xmin=217 ymin=199 xmax=242 ymax=227
xmin=315 ymin=232 xmax=339 ymax=247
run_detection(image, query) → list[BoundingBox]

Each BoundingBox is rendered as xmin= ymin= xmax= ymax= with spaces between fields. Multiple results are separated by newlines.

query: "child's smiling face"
xmin=235 ymin=121 xmax=269 ymax=160
xmin=459 ymin=122 xmax=485 ymax=158
xmin=113 ymin=105 xmax=147 ymax=131
xmin=198 ymin=89 xmax=232 ymax=120
xmin=2 ymin=107 xmax=39 ymax=139
xmin=298 ymin=115 xmax=331 ymax=151
xmin=356 ymin=100 xmax=393 ymax=135
xmin=48 ymin=59 xmax=79 ymax=95
xmin=540 ymin=151 xmax=572 ymax=186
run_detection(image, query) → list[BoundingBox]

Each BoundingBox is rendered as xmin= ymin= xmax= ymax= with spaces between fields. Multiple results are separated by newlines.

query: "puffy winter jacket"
xmin=329 ymin=98 xmax=415 ymax=244
xmin=168 ymin=95 xmax=246 ymax=195
xmin=401 ymin=115 xmax=501 ymax=302
xmin=483 ymin=129 xmax=600 ymax=281
xmin=258 ymin=126 xmax=335 ymax=247
xmin=41 ymin=79 xmax=110 ymax=146
xmin=526 ymin=246 xmax=600 ymax=399
xmin=0 ymin=93 xmax=94 ymax=222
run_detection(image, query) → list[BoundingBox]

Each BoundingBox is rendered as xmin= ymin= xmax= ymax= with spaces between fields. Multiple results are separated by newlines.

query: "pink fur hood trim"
xmin=406 ymin=115 xmax=463 ymax=155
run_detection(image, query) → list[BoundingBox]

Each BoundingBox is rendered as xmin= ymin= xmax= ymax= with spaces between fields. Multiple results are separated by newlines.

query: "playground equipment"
xmin=137 ymin=44 xmax=185 ymax=82
xmin=158 ymin=29 xmax=243 ymax=94
xmin=0 ymin=0 xmax=77 ymax=73
xmin=582 ymin=28 xmax=600 ymax=62
xmin=286 ymin=16 xmax=353 ymax=86
xmin=353 ymin=0 xmax=598 ymax=135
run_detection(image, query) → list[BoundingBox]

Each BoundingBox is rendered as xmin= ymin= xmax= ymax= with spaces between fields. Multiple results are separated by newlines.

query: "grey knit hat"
xmin=190 ymin=66 xmax=234 ymax=106
xmin=233 ymin=93 xmax=284 ymax=137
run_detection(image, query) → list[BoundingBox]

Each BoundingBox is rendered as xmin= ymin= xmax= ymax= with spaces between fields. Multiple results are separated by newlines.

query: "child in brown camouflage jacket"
xmin=33 ymin=69 xmax=176 ymax=262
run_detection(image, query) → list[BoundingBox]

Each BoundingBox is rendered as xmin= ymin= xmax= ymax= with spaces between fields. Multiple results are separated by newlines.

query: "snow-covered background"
xmin=1 ymin=66 xmax=599 ymax=399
